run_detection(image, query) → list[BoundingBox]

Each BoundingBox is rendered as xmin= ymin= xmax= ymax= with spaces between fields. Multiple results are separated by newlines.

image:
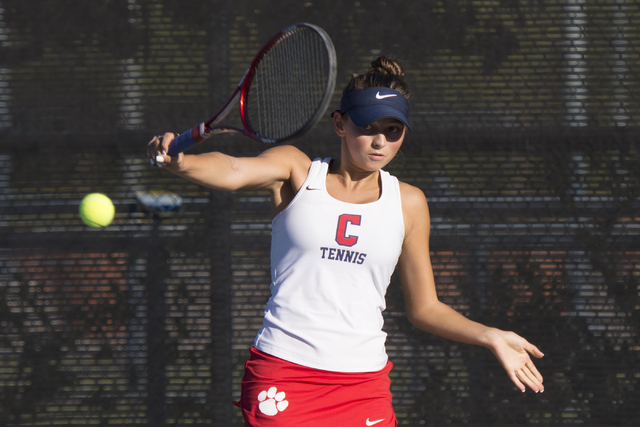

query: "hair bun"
xmin=342 ymin=55 xmax=410 ymax=100
xmin=370 ymin=56 xmax=405 ymax=78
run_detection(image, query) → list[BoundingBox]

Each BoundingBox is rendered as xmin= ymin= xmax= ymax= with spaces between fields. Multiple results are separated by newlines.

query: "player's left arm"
xmin=397 ymin=182 xmax=545 ymax=393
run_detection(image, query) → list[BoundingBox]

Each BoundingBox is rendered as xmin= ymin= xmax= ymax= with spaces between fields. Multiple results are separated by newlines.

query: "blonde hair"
xmin=343 ymin=56 xmax=410 ymax=100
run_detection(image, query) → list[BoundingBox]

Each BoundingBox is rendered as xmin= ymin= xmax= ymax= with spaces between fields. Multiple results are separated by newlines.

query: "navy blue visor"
xmin=339 ymin=87 xmax=411 ymax=131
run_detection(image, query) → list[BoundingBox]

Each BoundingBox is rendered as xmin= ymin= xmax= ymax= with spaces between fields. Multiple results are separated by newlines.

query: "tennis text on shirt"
xmin=320 ymin=213 xmax=367 ymax=264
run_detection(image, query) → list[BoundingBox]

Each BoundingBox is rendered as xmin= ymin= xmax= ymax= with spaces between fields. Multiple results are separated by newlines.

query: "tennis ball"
xmin=79 ymin=193 xmax=115 ymax=228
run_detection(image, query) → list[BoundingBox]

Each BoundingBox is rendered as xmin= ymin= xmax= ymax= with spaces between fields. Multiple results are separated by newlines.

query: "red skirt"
xmin=235 ymin=347 xmax=397 ymax=427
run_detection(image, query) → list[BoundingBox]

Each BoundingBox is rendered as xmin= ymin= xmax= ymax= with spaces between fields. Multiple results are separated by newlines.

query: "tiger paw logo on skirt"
xmin=258 ymin=386 xmax=289 ymax=416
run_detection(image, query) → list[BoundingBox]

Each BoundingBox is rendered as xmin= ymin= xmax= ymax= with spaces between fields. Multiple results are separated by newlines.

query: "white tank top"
xmin=254 ymin=158 xmax=405 ymax=372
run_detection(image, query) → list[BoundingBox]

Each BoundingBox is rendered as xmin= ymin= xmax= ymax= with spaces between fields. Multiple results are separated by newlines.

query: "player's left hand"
xmin=487 ymin=330 xmax=544 ymax=393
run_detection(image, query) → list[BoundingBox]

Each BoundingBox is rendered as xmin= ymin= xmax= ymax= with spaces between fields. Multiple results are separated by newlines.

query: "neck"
xmin=330 ymin=157 xmax=379 ymax=185
xmin=326 ymin=158 xmax=382 ymax=207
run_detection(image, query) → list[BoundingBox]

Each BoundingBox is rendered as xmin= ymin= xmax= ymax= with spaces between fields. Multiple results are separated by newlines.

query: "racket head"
xmin=239 ymin=23 xmax=337 ymax=143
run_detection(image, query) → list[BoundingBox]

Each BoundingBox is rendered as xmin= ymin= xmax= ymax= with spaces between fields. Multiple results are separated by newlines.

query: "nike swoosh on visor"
xmin=375 ymin=92 xmax=397 ymax=99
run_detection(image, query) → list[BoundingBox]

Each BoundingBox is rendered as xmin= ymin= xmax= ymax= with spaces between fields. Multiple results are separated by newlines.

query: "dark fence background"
xmin=1 ymin=0 xmax=639 ymax=425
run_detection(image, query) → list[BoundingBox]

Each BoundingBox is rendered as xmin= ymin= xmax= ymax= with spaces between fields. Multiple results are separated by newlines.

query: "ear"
xmin=333 ymin=111 xmax=347 ymax=137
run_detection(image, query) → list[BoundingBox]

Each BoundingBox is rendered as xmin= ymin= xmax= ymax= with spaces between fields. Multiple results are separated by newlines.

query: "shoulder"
xmin=255 ymin=145 xmax=314 ymax=210
xmin=398 ymin=181 xmax=430 ymax=236
xmin=259 ymin=144 xmax=311 ymax=165
xmin=399 ymin=181 xmax=429 ymax=212
xmin=258 ymin=144 xmax=312 ymax=179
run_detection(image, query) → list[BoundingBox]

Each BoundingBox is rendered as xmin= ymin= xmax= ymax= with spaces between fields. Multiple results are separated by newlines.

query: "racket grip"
xmin=167 ymin=127 xmax=200 ymax=156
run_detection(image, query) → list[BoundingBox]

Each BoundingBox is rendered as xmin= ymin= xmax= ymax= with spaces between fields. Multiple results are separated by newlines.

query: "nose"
xmin=371 ymin=133 xmax=387 ymax=149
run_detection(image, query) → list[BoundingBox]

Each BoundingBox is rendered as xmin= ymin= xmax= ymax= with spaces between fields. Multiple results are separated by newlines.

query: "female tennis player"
xmin=147 ymin=56 xmax=544 ymax=427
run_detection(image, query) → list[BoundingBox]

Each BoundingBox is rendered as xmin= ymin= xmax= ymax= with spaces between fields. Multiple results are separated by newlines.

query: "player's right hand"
xmin=147 ymin=132 xmax=183 ymax=168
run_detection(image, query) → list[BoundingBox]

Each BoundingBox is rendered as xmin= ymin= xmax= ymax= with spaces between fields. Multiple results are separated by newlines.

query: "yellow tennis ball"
xmin=79 ymin=193 xmax=115 ymax=228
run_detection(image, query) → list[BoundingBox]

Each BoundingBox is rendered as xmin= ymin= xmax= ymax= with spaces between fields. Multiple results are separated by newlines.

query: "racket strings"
xmin=247 ymin=26 xmax=332 ymax=141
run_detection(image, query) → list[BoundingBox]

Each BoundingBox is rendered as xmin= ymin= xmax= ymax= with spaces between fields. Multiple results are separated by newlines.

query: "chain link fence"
xmin=1 ymin=1 xmax=639 ymax=425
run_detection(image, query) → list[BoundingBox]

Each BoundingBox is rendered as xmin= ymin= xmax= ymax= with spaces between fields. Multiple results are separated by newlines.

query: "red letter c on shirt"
xmin=336 ymin=214 xmax=361 ymax=247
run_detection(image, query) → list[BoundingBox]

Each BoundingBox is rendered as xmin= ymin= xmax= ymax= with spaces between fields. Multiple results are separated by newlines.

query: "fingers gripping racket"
xmin=168 ymin=23 xmax=337 ymax=155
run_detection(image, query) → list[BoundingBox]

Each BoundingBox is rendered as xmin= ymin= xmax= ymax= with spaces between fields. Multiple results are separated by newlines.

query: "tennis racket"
xmin=167 ymin=23 xmax=337 ymax=156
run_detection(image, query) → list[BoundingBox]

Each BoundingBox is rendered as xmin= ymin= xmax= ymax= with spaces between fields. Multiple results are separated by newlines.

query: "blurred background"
xmin=1 ymin=0 xmax=639 ymax=425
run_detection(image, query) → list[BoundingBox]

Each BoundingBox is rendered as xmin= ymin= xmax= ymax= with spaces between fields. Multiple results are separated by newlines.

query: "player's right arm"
xmin=147 ymin=132 xmax=312 ymax=213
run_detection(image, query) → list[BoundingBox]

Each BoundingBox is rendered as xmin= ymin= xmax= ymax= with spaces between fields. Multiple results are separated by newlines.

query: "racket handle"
xmin=167 ymin=126 xmax=203 ymax=155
